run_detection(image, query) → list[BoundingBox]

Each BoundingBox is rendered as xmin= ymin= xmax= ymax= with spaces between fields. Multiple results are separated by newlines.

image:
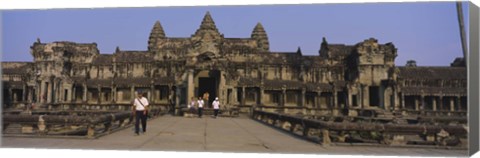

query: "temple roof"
xmin=92 ymin=54 xmax=113 ymax=65
xmin=2 ymin=63 xmax=31 ymax=75
xmin=114 ymin=77 xmax=152 ymax=87
xmin=114 ymin=51 xmax=153 ymax=63
xmin=398 ymin=67 xmax=466 ymax=80
xmin=86 ymin=79 xmax=112 ymax=87
xmin=402 ymin=87 xmax=466 ymax=96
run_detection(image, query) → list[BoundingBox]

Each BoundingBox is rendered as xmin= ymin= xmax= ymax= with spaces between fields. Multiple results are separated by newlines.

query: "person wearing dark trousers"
xmin=132 ymin=92 xmax=149 ymax=135
xmin=212 ymin=97 xmax=220 ymax=118
xmin=197 ymin=97 xmax=204 ymax=118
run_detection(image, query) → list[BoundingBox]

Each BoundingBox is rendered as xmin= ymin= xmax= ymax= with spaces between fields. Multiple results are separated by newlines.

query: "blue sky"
xmin=1 ymin=2 xmax=469 ymax=66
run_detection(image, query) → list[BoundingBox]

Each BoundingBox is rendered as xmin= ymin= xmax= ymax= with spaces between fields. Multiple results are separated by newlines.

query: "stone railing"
xmin=5 ymin=102 xmax=171 ymax=112
xmin=180 ymin=107 xmax=240 ymax=117
xmin=252 ymin=110 xmax=468 ymax=148
xmin=2 ymin=107 xmax=166 ymax=138
xmin=400 ymin=109 xmax=467 ymax=117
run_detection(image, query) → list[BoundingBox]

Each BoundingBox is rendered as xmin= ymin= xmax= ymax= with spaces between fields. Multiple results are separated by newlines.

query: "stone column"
xmin=22 ymin=84 xmax=27 ymax=102
xmin=347 ymin=89 xmax=352 ymax=108
xmin=232 ymin=87 xmax=238 ymax=105
xmin=332 ymin=91 xmax=338 ymax=109
xmin=187 ymin=69 xmax=194 ymax=105
xmin=130 ymin=86 xmax=135 ymax=101
xmin=72 ymin=86 xmax=76 ymax=102
xmin=112 ymin=86 xmax=117 ymax=103
xmin=316 ymin=91 xmax=322 ymax=108
xmin=361 ymin=85 xmax=369 ymax=108
xmin=282 ymin=87 xmax=286 ymax=106
xmin=300 ymin=88 xmax=306 ymax=107
xmin=97 ymin=85 xmax=101 ymax=104
xmin=401 ymin=92 xmax=405 ymax=109
xmin=241 ymin=86 xmax=246 ymax=106
xmin=150 ymin=84 xmax=155 ymax=104
xmin=449 ymin=97 xmax=455 ymax=112
xmin=219 ymin=71 xmax=226 ymax=106
xmin=83 ymin=83 xmax=87 ymax=102
xmin=37 ymin=81 xmax=42 ymax=103
xmin=47 ymin=79 xmax=53 ymax=103
xmin=9 ymin=88 xmax=13 ymax=103
xmin=414 ymin=96 xmax=419 ymax=111
xmin=456 ymin=96 xmax=461 ymax=111
xmin=439 ymin=96 xmax=444 ymax=111
xmin=432 ymin=96 xmax=437 ymax=111
xmin=259 ymin=87 xmax=264 ymax=106
xmin=420 ymin=95 xmax=425 ymax=111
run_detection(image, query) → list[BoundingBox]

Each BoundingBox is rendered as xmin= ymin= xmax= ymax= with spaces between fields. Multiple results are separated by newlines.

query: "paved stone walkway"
xmin=1 ymin=116 xmax=468 ymax=156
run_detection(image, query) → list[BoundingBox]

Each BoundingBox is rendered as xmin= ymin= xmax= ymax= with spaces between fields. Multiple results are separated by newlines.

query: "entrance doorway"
xmin=196 ymin=70 xmax=220 ymax=108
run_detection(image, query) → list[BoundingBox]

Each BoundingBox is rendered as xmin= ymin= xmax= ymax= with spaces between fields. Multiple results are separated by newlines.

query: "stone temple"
xmin=2 ymin=11 xmax=467 ymax=116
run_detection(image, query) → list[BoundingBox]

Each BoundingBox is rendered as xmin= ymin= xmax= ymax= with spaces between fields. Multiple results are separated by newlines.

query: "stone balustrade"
xmin=2 ymin=106 xmax=167 ymax=138
xmin=252 ymin=110 xmax=468 ymax=148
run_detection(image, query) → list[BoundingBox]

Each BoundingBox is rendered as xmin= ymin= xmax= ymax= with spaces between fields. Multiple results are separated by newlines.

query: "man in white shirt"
xmin=212 ymin=97 xmax=220 ymax=118
xmin=132 ymin=91 xmax=149 ymax=135
xmin=197 ymin=97 xmax=204 ymax=118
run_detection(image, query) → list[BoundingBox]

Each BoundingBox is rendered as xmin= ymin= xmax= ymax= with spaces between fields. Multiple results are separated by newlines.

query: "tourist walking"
xmin=212 ymin=97 xmax=220 ymax=118
xmin=189 ymin=97 xmax=196 ymax=114
xmin=197 ymin=97 xmax=204 ymax=118
xmin=132 ymin=91 xmax=149 ymax=135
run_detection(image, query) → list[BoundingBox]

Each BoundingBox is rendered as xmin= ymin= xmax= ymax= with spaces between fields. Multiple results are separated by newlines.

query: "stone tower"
xmin=251 ymin=22 xmax=269 ymax=52
xmin=148 ymin=20 xmax=166 ymax=51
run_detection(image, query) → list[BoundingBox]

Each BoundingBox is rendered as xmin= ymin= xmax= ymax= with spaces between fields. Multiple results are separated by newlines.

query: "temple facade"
xmin=2 ymin=12 xmax=467 ymax=114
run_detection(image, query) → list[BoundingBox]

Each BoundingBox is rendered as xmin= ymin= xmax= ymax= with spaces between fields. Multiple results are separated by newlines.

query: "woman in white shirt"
xmin=212 ymin=97 xmax=220 ymax=118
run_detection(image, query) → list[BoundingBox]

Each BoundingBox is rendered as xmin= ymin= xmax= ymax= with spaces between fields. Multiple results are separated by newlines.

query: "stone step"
xmin=4 ymin=124 xmax=22 ymax=134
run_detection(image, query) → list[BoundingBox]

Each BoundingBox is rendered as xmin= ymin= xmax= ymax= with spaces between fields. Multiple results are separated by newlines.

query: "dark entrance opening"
xmin=369 ymin=86 xmax=380 ymax=107
xmin=198 ymin=77 xmax=217 ymax=107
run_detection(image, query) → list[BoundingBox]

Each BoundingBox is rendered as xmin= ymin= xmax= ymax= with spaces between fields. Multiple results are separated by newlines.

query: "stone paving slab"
xmin=1 ymin=115 xmax=468 ymax=157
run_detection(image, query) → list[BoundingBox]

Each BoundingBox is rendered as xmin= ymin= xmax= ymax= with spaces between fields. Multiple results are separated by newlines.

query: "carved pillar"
xmin=393 ymin=88 xmax=399 ymax=110
xmin=241 ymin=86 xmax=246 ymax=106
xmin=456 ymin=96 xmax=461 ymax=111
xmin=72 ymin=86 xmax=76 ymax=102
xmin=449 ymin=97 xmax=455 ymax=112
xmin=22 ymin=84 xmax=27 ymax=102
xmin=332 ymin=91 xmax=338 ymax=109
xmin=112 ymin=86 xmax=117 ymax=103
xmin=316 ymin=91 xmax=322 ymax=108
xmin=420 ymin=95 xmax=425 ymax=111
xmin=8 ymin=88 xmax=13 ymax=103
xmin=361 ymin=85 xmax=369 ymax=108
xmin=401 ymin=93 xmax=405 ymax=110
xmin=97 ymin=85 xmax=101 ymax=104
xmin=130 ymin=86 xmax=135 ymax=101
xmin=259 ymin=86 xmax=264 ymax=106
xmin=47 ymin=79 xmax=53 ymax=103
xmin=219 ymin=71 xmax=226 ymax=106
xmin=187 ymin=69 xmax=194 ymax=105
xmin=300 ymin=88 xmax=306 ymax=107
xmin=347 ymin=89 xmax=352 ymax=108
xmin=432 ymin=96 xmax=437 ymax=111
xmin=414 ymin=96 xmax=419 ymax=111
xmin=82 ymin=83 xmax=87 ymax=102
xmin=281 ymin=87 xmax=286 ymax=107
xmin=37 ymin=81 xmax=42 ymax=103
xmin=150 ymin=84 xmax=155 ymax=104
xmin=439 ymin=96 xmax=444 ymax=111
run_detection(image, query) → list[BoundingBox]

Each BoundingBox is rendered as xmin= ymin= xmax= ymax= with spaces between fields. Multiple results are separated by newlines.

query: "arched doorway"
xmin=195 ymin=70 xmax=220 ymax=108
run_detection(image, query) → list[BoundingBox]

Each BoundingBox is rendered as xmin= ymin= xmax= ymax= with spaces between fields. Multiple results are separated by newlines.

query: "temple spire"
xmin=251 ymin=22 xmax=269 ymax=52
xmin=193 ymin=11 xmax=221 ymax=38
xmin=296 ymin=47 xmax=302 ymax=56
xmin=199 ymin=11 xmax=217 ymax=30
xmin=148 ymin=20 xmax=166 ymax=51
